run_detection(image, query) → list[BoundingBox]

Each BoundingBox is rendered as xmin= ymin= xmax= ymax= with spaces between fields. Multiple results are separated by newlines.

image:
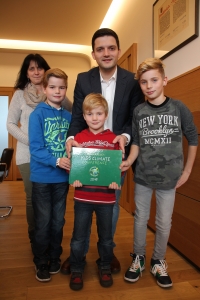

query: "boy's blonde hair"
xmin=43 ymin=68 xmax=68 ymax=88
xmin=136 ymin=58 xmax=165 ymax=80
xmin=83 ymin=93 xmax=108 ymax=116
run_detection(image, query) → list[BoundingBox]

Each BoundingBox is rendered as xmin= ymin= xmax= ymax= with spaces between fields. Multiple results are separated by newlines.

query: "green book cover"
xmin=69 ymin=147 xmax=122 ymax=186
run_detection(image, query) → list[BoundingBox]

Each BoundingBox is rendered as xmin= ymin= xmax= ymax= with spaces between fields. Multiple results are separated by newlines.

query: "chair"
xmin=0 ymin=148 xmax=14 ymax=218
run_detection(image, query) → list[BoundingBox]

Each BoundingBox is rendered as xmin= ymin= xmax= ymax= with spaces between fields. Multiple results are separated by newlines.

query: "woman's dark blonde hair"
xmin=43 ymin=68 xmax=68 ymax=88
xmin=136 ymin=58 xmax=165 ymax=80
xmin=83 ymin=93 xmax=108 ymax=116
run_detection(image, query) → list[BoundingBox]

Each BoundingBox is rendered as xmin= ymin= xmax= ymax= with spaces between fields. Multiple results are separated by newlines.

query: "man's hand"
xmin=109 ymin=182 xmax=121 ymax=190
xmin=66 ymin=138 xmax=81 ymax=159
xmin=175 ymin=145 xmax=197 ymax=189
xmin=112 ymin=135 xmax=127 ymax=158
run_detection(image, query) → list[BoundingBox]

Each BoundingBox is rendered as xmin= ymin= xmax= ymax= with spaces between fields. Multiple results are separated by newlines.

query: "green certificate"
xmin=69 ymin=147 xmax=122 ymax=186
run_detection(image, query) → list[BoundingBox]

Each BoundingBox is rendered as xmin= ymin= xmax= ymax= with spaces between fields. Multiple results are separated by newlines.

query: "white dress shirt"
xmin=100 ymin=69 xmax=116 ymax=131
xmin=100 ymin=69 xmax=130 ymax=144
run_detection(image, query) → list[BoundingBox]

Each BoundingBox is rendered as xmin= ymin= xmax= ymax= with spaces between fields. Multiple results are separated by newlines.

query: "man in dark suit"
xmin=61 ymin=28 xmax=144 ymax=275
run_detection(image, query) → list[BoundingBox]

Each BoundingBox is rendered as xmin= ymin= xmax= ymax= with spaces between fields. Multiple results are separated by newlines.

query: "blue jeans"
xmin=112 ymin=172 xmax=126 ymax=240
xmin=82 ymin=172 xmax=126 ymax=255
xmin=32 ymin=182 xmax=69 ymax=266
xmin=70 ymin=201 xmax=114 ymax=272
xmin=134 ymin=183 xmax=176 ymax=260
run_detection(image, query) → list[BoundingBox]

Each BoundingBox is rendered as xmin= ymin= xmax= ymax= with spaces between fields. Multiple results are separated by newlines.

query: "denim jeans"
xmin=18 ymin=163 xmax=34 ymax=243
xmin=32 ymin=182 xmax=69 ymax=266
xmin=134 ymin=183 xmax=176 ymax=260
xmin=112 ymin=171 xmax=126 ymax=242
xmin=82 ymin=172 xmax=126 ymax=255
xmin=70 ymin=201 xmax=114 ymax=273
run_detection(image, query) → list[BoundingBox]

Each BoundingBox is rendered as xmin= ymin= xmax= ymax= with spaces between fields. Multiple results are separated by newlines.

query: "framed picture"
xmin=153 ymin=0 xmax=199 ymax=59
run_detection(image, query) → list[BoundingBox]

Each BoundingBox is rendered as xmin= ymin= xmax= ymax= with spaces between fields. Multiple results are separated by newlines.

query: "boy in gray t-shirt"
xmin=120 ymin=58 xmax=198 ymax=288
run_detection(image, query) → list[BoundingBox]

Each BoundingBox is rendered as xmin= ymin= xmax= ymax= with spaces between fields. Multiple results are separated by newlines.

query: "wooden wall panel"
xmin=178 ymin=136 xmax=200 ymax=200
xmin=169 ymin=194 xmax=200 ymax=267
xmin=164 ymin=67 xmax=200 ymax=112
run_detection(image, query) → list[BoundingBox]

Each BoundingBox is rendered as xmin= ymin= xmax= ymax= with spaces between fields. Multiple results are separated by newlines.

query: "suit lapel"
xmin=91 ymin=67 xmax=102 ymax=93
xmin=113 ymin=66 xmax=127 ymax=124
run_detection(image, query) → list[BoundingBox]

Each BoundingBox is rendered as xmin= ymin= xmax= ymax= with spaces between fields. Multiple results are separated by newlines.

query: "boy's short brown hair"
xmin=43 ymin=68 xmax=68 ymax=88
xmin=83 ymin=93 xmax=108 ymax=116
xmin=136 ymin=58 xmax=165 ymax=80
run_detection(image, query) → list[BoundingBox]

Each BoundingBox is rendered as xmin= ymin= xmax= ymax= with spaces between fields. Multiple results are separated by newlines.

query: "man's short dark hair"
xmin=92 ymin=28 xmax=120 ymax=50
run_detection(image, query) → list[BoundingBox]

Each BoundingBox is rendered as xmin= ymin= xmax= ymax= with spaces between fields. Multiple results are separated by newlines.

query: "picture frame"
xmin=153 ymin=0 xmax=199 ymax=59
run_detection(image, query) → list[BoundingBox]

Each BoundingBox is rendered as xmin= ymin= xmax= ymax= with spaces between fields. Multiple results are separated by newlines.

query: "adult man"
xmin=61 ymin=28 xmax=144 ymax=275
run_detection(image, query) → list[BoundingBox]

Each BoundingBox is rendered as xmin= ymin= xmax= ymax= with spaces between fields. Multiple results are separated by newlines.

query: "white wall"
xmin=0 ymin=52 xmax=91 ymax=101
xmin=112 ymin=0 xmax=200 ymax=80
xmin=0 ymin=0 xmax=199 ymax=90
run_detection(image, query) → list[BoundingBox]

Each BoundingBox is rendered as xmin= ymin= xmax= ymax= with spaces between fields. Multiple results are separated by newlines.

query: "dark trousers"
xmin=32 ymin=182 xmax=69 ymax=266
xmin=70 ymin=201 xmax=114 ymax=273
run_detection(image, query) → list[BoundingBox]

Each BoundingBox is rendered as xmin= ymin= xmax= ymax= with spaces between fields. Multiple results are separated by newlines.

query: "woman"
xmin=7 ymin=54 xmax=72 ymax=246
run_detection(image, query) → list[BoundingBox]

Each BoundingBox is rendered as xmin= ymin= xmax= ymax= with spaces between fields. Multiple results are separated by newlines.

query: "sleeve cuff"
xmin=65 ymin=136 xmax=74 ymax=143
xmin=121 ymin=133 xmax=130 ymax=146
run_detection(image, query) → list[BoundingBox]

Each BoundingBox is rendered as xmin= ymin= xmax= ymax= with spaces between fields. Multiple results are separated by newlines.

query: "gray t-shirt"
xmin=132 ymin=98 xmax=198 ymax=189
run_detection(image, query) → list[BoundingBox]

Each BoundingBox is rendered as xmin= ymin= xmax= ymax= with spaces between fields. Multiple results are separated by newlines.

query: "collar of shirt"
xmin=100 ymin=68 xmax=117 ymax=84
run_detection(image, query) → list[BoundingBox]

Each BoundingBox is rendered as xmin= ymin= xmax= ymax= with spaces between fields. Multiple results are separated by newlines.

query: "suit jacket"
xmin=68 ymin=66 xmax=144 ymax=154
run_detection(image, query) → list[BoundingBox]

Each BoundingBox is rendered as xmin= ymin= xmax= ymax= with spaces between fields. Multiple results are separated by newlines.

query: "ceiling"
xmin=0 ymin=0 xmax=113 ymax=46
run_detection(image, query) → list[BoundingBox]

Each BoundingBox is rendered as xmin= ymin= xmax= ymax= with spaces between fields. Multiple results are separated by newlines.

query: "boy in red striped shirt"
xmin=69 ymin=93 xmax=121 ymax=290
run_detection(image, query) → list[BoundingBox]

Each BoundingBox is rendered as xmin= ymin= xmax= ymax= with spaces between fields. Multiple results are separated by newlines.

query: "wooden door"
xmin=118 ymin=43 xmax=137 ymax=73
xmin=118 ymin=43 xmax=137 ymax=214
xmin=0 ymin=87 xmax=21 ymax=180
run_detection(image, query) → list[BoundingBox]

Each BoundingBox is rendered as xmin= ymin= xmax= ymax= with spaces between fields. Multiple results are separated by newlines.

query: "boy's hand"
xmin=71 ymin=180 xmax=83 ymax=187
xmin=120 ymin=159 xmax=131 ymax=172
xmin=176 ymin=145 xmax=197 ymax=189
xmin=59 ymin=157 xmax=71 ymax=170
xmin=175 ymin=170 xmax=191 ymax=188
xmin=109 ymin=182 xmax=121 ymax=190
xmin=66 ymin=138 xmax=81 ymax=159
xmin=112 ymin=135 xmax=127 ymax=158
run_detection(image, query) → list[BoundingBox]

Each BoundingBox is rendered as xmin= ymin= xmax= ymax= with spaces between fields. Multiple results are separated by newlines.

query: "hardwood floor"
xmin=0 ymin=181 xmax=200 ymax=300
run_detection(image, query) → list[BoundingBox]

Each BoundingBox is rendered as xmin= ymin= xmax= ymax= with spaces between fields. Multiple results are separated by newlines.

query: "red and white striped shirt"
xmin=74 ymin=129 xmax=120 ymax=205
